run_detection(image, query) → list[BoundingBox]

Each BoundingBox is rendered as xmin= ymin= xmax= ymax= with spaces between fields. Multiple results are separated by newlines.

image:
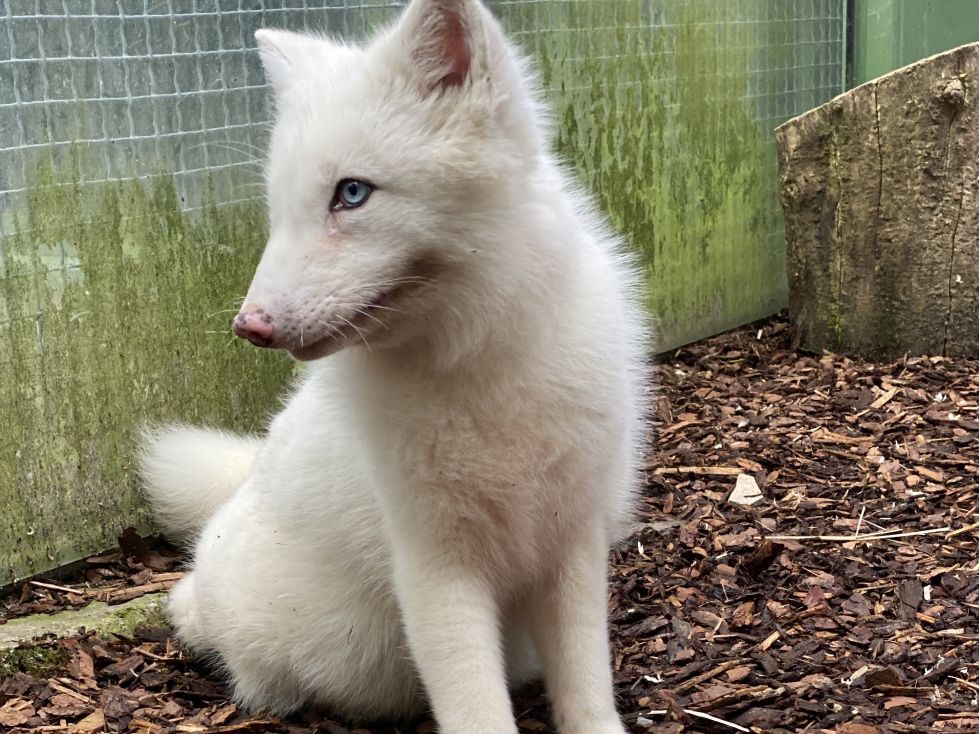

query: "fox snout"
xmin=231 ymin=302 xmax=363 ymax=362
xmin=232 ymin=307 xmax=277 ymax=348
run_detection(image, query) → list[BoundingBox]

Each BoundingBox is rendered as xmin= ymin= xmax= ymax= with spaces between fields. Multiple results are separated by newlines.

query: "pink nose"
xmin=233 ymin=308 xmax=276 ymax=347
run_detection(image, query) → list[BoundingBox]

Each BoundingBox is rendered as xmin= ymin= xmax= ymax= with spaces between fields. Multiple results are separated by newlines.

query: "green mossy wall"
xmin=0 ymin=150 xmax=292 ymax=586
xmin=852 ymin=0 xmax=979 ymax=86
xmin=502 ymin=0 xmax=804 ymax=349
xmin=1 ymin=0 xmax=842 ymax=582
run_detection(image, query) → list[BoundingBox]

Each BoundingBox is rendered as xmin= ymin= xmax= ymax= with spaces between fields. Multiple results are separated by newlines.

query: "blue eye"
xmin=333 ymin=178 xmax=374 ymax=210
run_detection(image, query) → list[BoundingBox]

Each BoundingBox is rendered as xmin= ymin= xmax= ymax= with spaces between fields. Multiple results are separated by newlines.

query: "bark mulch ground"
xmin=2 ymin=315 xmax=978 ymax=733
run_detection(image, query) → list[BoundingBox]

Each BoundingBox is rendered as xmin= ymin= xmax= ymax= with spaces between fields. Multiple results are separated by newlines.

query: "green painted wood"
xmin=499 ymin=1 xmax=846 ymax=350
xmin=852 ymin=0 xmax=979 ymax=86
xmin=0 ymin=153 xmax=293 ymax=586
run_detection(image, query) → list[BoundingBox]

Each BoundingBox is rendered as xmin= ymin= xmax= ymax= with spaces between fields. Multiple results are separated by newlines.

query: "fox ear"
xmin=394 ymin=0 xmax=480 ymax=92
xmin=255 ymin=28 xmax=332 ymax=94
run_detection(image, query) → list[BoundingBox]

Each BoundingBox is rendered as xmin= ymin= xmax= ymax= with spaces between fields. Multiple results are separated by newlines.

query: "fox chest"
xmin=364 ymin=405 xmax=590 ymax=576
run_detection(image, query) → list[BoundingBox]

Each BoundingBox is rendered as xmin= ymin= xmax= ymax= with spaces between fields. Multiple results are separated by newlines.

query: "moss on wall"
xmin=501 ymin=0 xmax=796 ymax=349
xmin=0 ymin=149 xmax=292 ymax=585
xmin=0 ymin=2 xmax=841 ymax=580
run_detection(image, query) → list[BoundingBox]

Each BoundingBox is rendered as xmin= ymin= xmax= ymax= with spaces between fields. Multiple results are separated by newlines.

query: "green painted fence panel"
xmin=0 ymin=1 xmax=846 ymax=584
xmin=0 ymin=3 xmax=365 ymax=586
xmin=499 ymin=0 xmax=846 ymax=349
xmin=852 ymin=0 xmax=979 ymax=86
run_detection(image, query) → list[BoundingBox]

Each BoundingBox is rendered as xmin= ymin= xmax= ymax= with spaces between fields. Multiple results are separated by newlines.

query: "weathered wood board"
xmin=777 ymin=42 xmax=979 ymax=358
xmin=0 ymin=0 xmax=847 ymax=583
xmin=0 ymin=165 xmax=293 ymax=587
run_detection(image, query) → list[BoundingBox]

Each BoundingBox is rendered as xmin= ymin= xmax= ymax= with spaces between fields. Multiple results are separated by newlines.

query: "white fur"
xmin=140 ymin=1 xmax=650 ymax=732
xmin=138 ymin=426 xmax=262 ymax=542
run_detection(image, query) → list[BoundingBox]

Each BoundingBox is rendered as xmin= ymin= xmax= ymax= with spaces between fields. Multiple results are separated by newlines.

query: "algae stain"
xmin=501 ymin=0 xmax=789 ymax=349
xmin=0 ymin=147 xmax=292 ymax=585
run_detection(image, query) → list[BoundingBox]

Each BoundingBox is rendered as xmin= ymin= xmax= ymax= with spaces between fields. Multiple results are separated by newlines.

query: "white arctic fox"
xmin=140 ymin=1 xmax=650 ymax=732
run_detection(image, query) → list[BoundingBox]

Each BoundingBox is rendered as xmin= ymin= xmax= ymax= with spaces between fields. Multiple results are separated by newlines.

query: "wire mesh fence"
xmin=0 ymin=1 xmax=404 ymax=235
xmin=1 ymin=1 xmax=844 ymax=233
xmin=0 ymin=0 xmax=845 ymax=583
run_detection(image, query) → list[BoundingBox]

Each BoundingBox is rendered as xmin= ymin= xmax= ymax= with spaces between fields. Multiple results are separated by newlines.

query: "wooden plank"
xmin=0 ymin=161 xmax=292 ymax=586
xmin=505 ymin=0 xmax=843 ymax=351
xmin=778 ymin=42 xmax=979 ymax=357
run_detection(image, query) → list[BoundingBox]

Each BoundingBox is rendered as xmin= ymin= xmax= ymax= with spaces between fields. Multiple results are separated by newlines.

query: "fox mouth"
xmin=287 ymin=288 xmax=402 ymax=362
xmin=288 ymin=335 xmax=348 ymax=362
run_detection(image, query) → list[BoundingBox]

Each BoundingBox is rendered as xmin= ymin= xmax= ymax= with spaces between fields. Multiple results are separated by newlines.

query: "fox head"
xmin=233 ymin=0 xmax=549 ymax=363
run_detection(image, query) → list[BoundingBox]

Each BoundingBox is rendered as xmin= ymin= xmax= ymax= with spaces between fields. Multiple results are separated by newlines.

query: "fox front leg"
xmin=528 ymin=523 xmax=627 ymax=734
xmin=391 ymin=548 xmax=518 ymax=734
